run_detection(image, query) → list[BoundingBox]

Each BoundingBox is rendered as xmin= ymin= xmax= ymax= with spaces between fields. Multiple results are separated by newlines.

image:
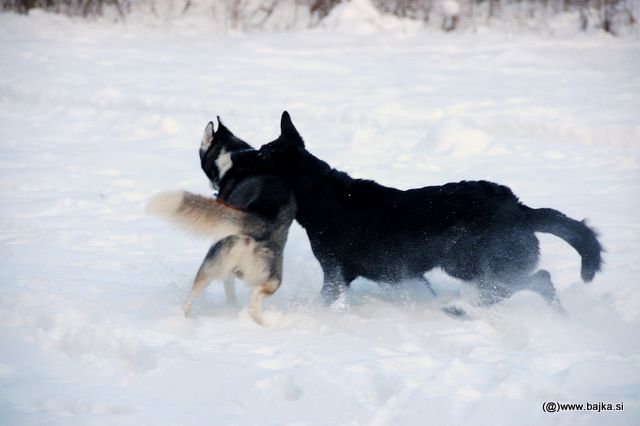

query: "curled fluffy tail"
xmin=527 ymin=207 xmax=603 ymax=282
xmin=146 ymin=190 xmax=247 ymax=239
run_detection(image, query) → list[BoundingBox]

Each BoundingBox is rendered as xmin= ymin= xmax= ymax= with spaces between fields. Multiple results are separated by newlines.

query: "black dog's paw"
xmin=442 ymin=306 xmax=467 ymax=318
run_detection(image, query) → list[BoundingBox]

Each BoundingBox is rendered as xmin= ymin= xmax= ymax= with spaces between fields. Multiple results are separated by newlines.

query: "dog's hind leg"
xmin=183 ymin=266 xmax=220 ymax=316
xmin=522 ymin=270 xmax=565 ymax=313
xmin=182 ymin=239 xmax=234 ymax=316
xmin=476 ymin=271 xmax=565 ymax=312
xmin=475 ymin=229 xmax=545 ymax=307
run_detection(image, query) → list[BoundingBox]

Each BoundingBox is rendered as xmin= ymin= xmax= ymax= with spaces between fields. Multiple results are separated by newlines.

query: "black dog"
xmin=231 ymin=112 xmax=603 ymax=308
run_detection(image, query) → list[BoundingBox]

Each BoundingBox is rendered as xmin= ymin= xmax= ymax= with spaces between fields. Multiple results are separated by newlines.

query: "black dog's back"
xmin=302 ymin=175 xmax=531 ymax=283
xmin=390 ymin=180 xmax=521 ymax=230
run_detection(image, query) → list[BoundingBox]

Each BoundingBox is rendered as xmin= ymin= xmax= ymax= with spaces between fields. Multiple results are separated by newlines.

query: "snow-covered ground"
xmin=1 ymin=10 xmax=640 ymax=426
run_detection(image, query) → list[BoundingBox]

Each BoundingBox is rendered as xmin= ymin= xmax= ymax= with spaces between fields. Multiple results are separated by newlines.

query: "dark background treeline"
xmin=2 ymin=0 xmax=637 ymax=34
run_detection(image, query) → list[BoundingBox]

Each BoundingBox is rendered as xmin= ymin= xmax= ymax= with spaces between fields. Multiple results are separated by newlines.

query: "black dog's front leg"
xmin=320 ymin=269 xmax=349 ymax=304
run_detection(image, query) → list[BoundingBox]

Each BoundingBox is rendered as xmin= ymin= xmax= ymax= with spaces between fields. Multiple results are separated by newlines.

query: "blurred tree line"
xmin=374 ymin=0 xmax=636 ymax=33
xmin=1 ymin=0 xmax=636 ymax=34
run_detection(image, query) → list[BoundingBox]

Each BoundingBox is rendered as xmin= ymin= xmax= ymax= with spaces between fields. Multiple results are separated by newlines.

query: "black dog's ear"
xmin=201 ymin=121 xmax=215 ymax=151
xmin=280 ymin=111 xmax=304 ymax=147
xmin=215 ymin=116 xmax=233 ymax=136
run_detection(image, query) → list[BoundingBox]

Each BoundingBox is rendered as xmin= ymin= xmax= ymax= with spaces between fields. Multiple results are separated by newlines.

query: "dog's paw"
xmin=248 ymin=308 xmax=266 ymax=327
xmin=549 ymin=298 xmax=568 ymax=316
xmin=329 ymin=293 xmax=349 ymax=312
xmin=182 ymin=302 xmax=193 ymax=317
xmin=441 ymin=306 xmax=467 ymax=317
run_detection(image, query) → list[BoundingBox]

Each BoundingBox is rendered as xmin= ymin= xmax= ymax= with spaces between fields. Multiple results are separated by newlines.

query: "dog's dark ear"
xmin=201 ymin=121 xmax=215 ymax=150
xmin=215 ymin=116 xmax=236 ymax=137
xmin=280 ymin=111 xmax=304 ymax=147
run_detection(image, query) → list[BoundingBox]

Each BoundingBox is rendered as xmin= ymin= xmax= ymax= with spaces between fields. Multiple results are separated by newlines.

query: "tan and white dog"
xmin=147 ymin=119 xmax=295 ymax=325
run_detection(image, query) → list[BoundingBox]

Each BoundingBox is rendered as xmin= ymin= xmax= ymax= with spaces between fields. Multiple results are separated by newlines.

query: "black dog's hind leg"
xmin=522 ymin=270 xmax=565 ymax=313
xmin=476 ymin=271 xmax=565 ymax=312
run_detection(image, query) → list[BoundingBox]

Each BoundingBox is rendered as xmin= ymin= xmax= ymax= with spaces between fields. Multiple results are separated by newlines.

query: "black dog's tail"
xmin=525 ymin=207 xmax=603 ymax=282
